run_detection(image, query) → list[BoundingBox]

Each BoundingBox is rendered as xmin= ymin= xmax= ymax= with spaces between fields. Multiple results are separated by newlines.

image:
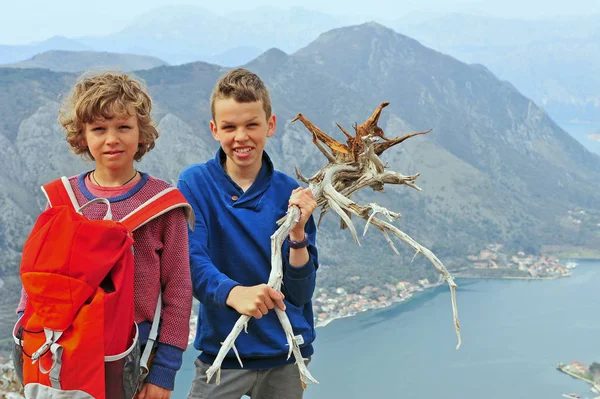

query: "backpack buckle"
xmin=31 ymin=329 xmax=63 ymax=363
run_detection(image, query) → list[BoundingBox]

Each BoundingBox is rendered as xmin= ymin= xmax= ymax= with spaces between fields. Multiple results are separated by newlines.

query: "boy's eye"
xmin=92 ymin=127 xmax=105 ymax=132
xmin=223 ymin=125 xmax=235 ymax=130
xmin=119 ymin=125 xmax=131 ymax=130
xmin=248 ymin=123 xmax=258 ymax=127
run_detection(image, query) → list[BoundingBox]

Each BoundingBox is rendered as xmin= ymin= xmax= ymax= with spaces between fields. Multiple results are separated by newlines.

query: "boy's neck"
xmin=92 ymin=166 xmax=139 ymax=187
xmin=224 ymin=158 xmax=261 ymax=192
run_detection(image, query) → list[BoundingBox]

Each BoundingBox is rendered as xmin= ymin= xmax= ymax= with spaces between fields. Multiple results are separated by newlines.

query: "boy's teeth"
xmin=236 ymin=148 xmax=251 ymax=153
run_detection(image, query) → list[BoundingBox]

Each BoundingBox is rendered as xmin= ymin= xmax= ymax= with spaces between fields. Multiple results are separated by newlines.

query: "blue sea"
xmin=173 ymin=260 xmax=599 ymax=399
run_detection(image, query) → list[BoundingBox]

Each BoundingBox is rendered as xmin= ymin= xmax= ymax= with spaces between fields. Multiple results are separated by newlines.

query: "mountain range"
xmin=389 ymin=12 xmax=600 ymax=127
xmin=3 ymin=50 xmax=167 ymax=72
xmin=1 ymin=22 xmax=599 ymax=347
xmin=2 ymin=8 xmax=598 ymax=134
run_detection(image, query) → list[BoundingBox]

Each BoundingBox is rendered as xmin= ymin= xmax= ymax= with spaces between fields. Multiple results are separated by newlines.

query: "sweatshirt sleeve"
xmin=145 ymin=343 xmax=184 ymax=391
xmin=177 ymin=178 xmax=240 ymax=308
xmin=281 ymin=215 xmax=318 ymax=307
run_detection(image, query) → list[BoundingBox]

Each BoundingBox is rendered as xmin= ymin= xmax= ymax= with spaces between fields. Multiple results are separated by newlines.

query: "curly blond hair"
xmin=210 ymin=68 xmax=272 ymax=121
xmin=59 ymin=72 xmax=159 ymax=161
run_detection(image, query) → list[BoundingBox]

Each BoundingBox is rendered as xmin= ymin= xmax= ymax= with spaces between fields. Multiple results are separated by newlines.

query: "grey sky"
xmin=2 ymin=0 xmax=598 ymax=45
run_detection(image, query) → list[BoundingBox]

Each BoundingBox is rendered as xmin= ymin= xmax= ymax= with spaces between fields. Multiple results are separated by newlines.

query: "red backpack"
xmin=12 ymin=177 xmax=193 ymax=399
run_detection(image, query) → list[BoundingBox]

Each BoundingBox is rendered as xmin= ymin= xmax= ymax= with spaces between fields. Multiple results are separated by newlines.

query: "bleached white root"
xmin=206 ymin=206 xmax=320 ymax=387
xmin=208 ymin=108 xmax=463 ymax=388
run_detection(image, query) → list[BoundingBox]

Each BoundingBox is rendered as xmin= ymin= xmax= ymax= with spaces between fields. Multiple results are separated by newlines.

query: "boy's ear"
xmin=210 ymin=120 xmax=220 ymax=142
xmin=267 ymin=114 xmax=276 ymax=138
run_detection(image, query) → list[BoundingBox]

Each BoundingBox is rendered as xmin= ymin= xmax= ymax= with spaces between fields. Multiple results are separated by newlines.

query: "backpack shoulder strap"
xmin=41 ymin=177 xmax=80 ymax=210
xmin=120 ymin=187 xmax=195 ymax=232
xmin=120 ymin=188 xmax=194 ymax=381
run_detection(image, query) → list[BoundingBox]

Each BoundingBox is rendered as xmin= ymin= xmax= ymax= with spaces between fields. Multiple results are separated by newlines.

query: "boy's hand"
xmin=137 ymin=382 xmax=171 ymax=399
xmin=226 ymin=284 xmax=286 ymax=318
xmin=288 ymin=187 xmax=317 ymax=239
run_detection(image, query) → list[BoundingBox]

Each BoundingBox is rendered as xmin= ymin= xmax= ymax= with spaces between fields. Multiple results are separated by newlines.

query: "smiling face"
xmin=83 ymin=110 xmax=141 ymax=176
xmin=210 ymin=97 xmax=276 ymax=181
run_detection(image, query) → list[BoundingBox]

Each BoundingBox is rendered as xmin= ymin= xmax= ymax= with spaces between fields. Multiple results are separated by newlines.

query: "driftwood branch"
xmin=206 ymin=205 xmax=318 ymax=387
xmin=207 ymin=102 xmax=461 ymax=388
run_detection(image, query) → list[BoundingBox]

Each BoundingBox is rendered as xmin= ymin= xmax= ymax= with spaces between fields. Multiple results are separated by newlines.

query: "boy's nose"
xmin=105 ymin=129 xmax=120 ymax=144
xmin=234 ymin=128 xmax=249 ymax=141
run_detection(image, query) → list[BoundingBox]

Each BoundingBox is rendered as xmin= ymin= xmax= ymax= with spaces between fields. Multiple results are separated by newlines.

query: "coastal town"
xmin=312 ymin=278 xmax=434 ymax=327
xmin=557 ymin=361 xmax=600 ymax=398
xmin=310 ymin=244 xmax=574 ymax=328
xmin=456 ymin=243 xmax=573 ymax=279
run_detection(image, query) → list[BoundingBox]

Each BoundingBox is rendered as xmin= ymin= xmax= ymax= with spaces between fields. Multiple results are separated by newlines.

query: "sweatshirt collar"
xmin=78 ymin=171 xmax=149 ymax=202
xmin=208 ymin=148 xmax=273 ymax=208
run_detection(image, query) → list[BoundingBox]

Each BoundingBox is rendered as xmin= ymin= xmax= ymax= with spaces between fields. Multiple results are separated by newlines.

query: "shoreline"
xmin=453 ymin=274 xmax=570 ymax=281
xmin=313 ymin=272 xmax=569 ymax=329
xmin=314 ymin=279 xmax=447 ymax=329
xmin=556 ymin=363 xmax=600 ymax=396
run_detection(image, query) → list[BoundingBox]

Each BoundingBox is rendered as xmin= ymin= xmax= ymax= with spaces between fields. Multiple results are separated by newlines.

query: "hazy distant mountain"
xmin=2 ymin=22 xmax=600 ymax=342
xmin=4 ymin=8 xmax=597 ymax=142
xmin=389 ymin=12 xmax=600 ymax=48
xmin=389 ymin=13 xmax=600 ymax=126
xmin=0 ymin=36 xmax=90 ymax=64
xmin=2 ymin=50 xmax=168 ymax=73
xmin=74 ymin=6 xmax=356 ymax=64
xmin=208 ymin=46 xmax=264 ymax=67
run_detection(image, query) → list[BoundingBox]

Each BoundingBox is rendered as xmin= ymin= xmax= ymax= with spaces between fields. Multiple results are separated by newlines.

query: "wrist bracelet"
xmin=288 ymin=233 xmax=309 ymax=249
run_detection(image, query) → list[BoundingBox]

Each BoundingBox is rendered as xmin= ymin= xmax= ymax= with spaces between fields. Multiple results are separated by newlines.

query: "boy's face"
xmin=83 ymin=110 xmax=142 ymax=173
xmin=210 ymin=98 xmax=276 ymax=177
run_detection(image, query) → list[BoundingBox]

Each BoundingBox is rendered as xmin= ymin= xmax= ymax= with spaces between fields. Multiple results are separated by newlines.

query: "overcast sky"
xmin=2 ymin=0 xmax=598 ymax=45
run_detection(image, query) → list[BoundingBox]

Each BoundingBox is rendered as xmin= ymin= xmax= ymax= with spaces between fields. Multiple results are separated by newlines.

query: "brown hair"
xmin=59 ymin=72 xmax=159 ymax=161
xmin=210 ymin=68 xmax=272 ymax=120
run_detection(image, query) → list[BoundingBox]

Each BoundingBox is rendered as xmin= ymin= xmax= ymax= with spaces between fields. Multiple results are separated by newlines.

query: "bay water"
xmin=173 ymin=260 xmax=599 ymax=398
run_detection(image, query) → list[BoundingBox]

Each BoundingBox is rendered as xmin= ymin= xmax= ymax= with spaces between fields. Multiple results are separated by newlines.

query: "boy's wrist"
xmin=225 ymin=285 xmax=243 ymax=308
xmin=289 ymin=229 xmax=305 ymax=242
xmin=216 ymin=279 xmax=241 ymax=308
xmin=288 ymin=233 xmax=309 ymax=249
xmin=226 ymin=286 xmax=237 ymax=305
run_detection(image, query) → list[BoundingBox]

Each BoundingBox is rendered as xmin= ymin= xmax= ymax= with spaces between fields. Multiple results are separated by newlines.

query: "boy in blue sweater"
xmin=178 ymin=68 xmax=318 ymax=399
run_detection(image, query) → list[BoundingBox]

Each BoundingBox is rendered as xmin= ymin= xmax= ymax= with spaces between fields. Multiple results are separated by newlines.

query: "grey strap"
xmin=48 ymin=344 xmax=64 ymax=389
xmin=139 ymin=292 xmax=162 ymax=381
xmin=32 ymin=329 xmax=63 ymax=362
xmin=37 ymin=340 xmax=64 ymax=390
xmin=77 ymin=197 xmax=112 ymax=220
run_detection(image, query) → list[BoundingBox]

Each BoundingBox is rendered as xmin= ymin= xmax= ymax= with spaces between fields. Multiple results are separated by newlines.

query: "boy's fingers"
xmin=257 ymin=302 xmax=268 ymax=315
xmin=289 ymin=187 xmax=308 ymax=203
xmin=252 ymin=309 xmax=263 ymax=319
xmin=268 ymin=287 xmax=287 ymax=311
xmin=251 ymin=304 xmax=265 ymax=318
xmin=274 ymin=295 xmax=286 ymax=311
xmin=264 ymin=295 xmax=275 ymax=310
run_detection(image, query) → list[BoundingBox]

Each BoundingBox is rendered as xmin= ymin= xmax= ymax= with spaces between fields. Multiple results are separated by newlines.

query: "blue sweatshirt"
xmin=178 ymin=149 xmax=318 ymax=369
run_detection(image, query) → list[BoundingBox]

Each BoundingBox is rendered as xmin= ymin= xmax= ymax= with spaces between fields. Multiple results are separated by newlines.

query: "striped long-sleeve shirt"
xmin=18 ymin=171 xmax=192 ymax=390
